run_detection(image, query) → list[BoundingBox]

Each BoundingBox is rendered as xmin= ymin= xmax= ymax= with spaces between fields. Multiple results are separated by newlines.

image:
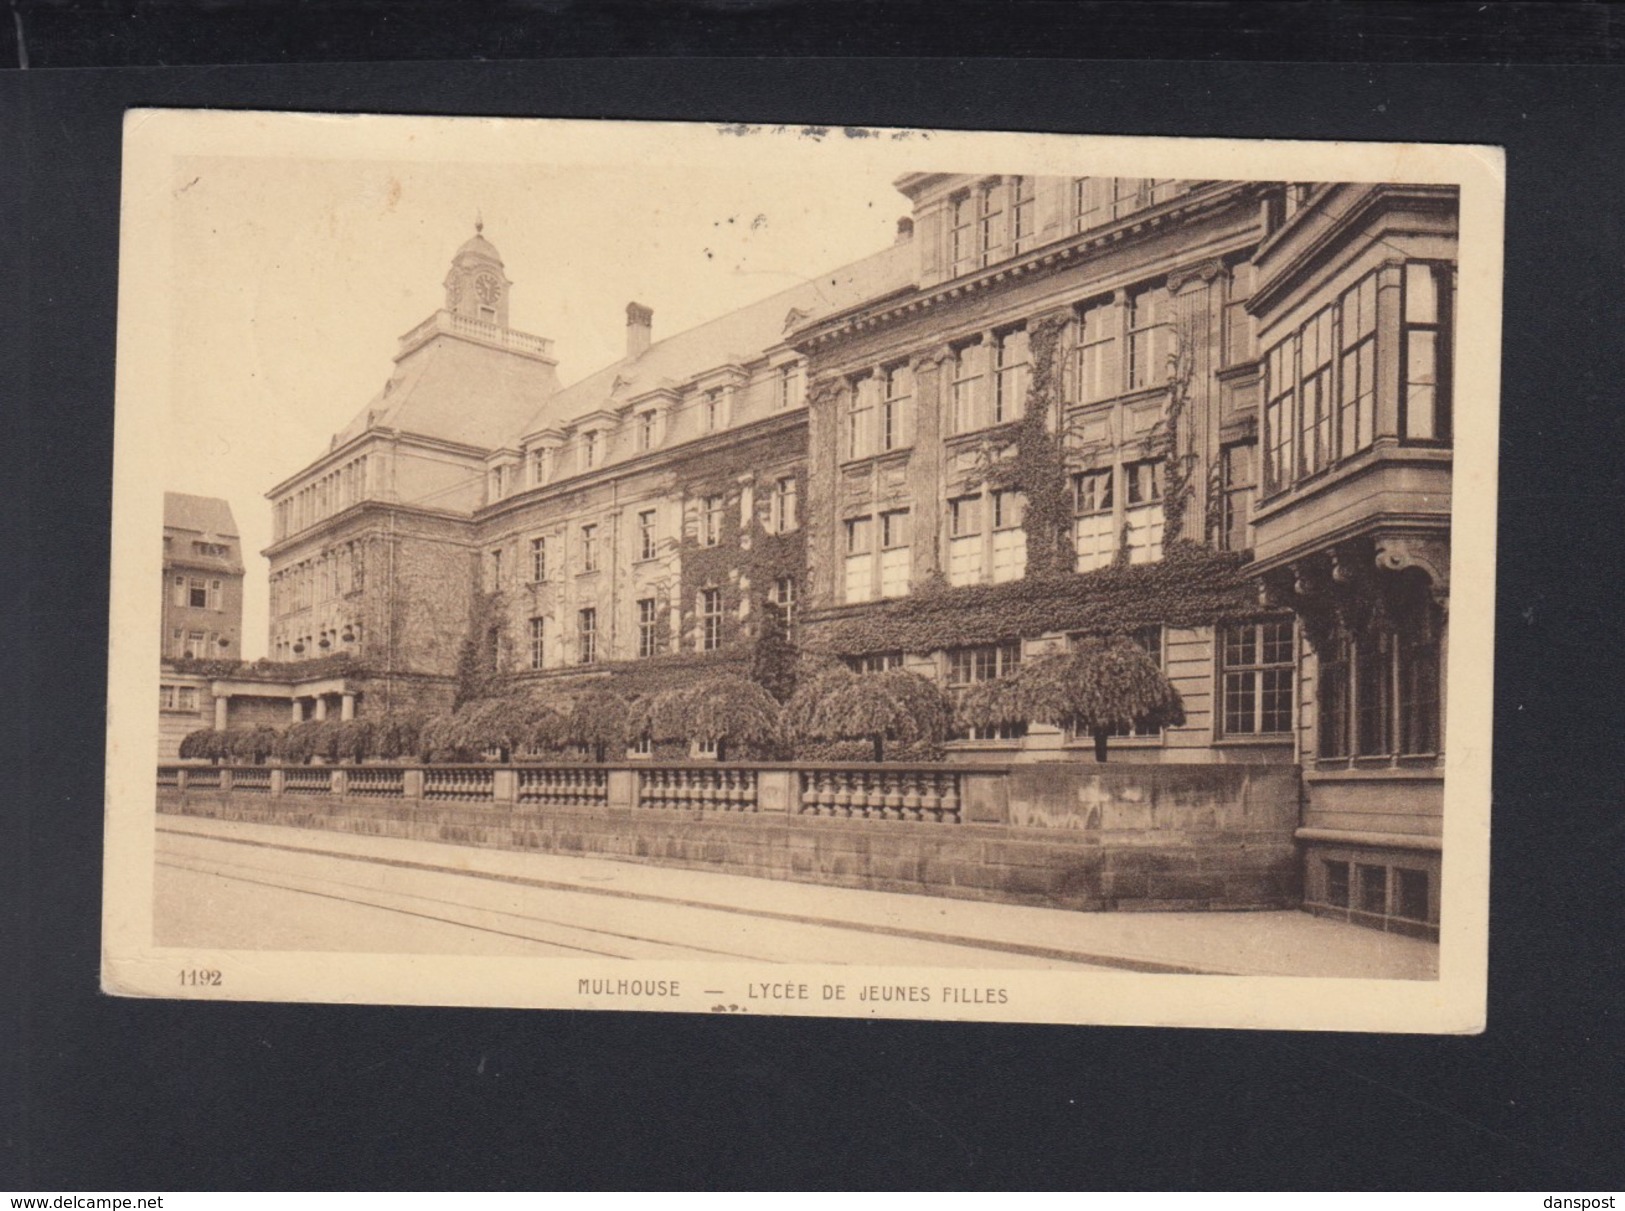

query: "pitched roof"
xmin=329 ymin=333 xmax=557 ymax=452
xmin=520 ymin=239 xmax=917 ymax=439
xmin=163 ymin=492 xmax=239 ymax=538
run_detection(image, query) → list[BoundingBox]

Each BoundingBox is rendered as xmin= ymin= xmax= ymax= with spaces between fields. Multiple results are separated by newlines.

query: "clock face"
xmin=475 ymin=273 xmax=501 ymax=305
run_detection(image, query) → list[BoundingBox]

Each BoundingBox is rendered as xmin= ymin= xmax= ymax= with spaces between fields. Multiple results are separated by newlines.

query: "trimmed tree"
xmin=178 ymin=728 xmax=227 ymax=763
xmin=457 ymin=696 xmax=532 ymax=763
xmin=327 ymin=718 xmax=376 ymax=764
xmin=274 ymin=719 xmax=329 ymax=765
xmin=417 ymin=713 xmax=478 ymax=764
xmin=228 ymin=725 xmax=280 ymax=765
xmin=1014 ymin=635 xmax=1185 ymax=762
xmin=681 ymin=674 xmax=783 ymax=761
xmin=519 ymin=695 xmax=571 ymax=758
xmin=953 ymin=675 xmax=1025 ymax=739
xmin=373 ymin=712 xmax=426 ymax=762
xmin=785 ymin=663 xmax=951 ymax=762
xmin=568 ymin=688 xmax=630 ymax=763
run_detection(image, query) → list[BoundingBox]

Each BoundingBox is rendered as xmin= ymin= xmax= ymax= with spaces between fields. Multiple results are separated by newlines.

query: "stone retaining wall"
xmin=158 ymin=761 xmax=1301 ymax=912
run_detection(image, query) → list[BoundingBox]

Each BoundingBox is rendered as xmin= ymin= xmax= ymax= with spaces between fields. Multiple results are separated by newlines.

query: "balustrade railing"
xmin=347 ymin=767 xmax=406 ymax=798
xmin=232 ymin=767 xmax=272 ymax=794
xmin=799 ymin=768 xmax=963 ymax=824
xmin=423 ymin=767 xmax=495 ymax=802
xmin=156 ymin=762 xmax=978 ymax=826
xmin=283 ymin=767 xmax=332 ymax=795
xmin=638 ymin=767 xmax=758 ymax=813
xmin=516 ymin=767 xmax=607 ymax=807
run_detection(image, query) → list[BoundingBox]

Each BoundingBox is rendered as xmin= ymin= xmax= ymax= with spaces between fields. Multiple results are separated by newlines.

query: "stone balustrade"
xmin=518 ymin=767 xmax=607 ymax=808
xmin=282 ymin=767 xmax=332 ymax=795
xmin=422 ymin=766 xmax=496 ymax=803
xmin=347 ymin=767 xmax=406 ymax=798
xmin=638 ymin=767 xmax=758 ymax=813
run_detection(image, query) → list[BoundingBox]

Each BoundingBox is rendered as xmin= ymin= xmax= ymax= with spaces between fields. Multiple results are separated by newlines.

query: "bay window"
xmin=1339 ymin=273 xmax=1377 ymax=457
xmin=1403 ymin=262 xmax=1452 ymax=442
xmin=1298 ymin=306 xmax=1335 ymax=478
xmin=1264 ymin=335 xmax=1297 ymax=494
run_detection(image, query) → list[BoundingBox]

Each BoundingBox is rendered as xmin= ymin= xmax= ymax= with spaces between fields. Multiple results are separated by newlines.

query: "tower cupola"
xmin=443 ymin=218 xmax=512 ymax=328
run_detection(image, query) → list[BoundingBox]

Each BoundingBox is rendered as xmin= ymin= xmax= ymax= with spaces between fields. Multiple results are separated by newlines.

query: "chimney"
xmin=626 ymin=302 xmax=653 ymax=359
xmin=895 ymin=216 xmax=914 ymax=244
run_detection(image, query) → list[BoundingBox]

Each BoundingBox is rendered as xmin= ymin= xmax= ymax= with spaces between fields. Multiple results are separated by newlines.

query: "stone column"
xmin=291 ymin=698 xmax=303 ymax=724
xmin=314 ymin=696 xmax=328 ymax=722
xmin=214 ymin=695 xmax=228 ymax=731
xmin=341 ymin=692 xmax=356 ymax=721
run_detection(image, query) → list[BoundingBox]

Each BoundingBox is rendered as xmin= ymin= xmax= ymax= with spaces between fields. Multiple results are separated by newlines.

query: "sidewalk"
xmin=157 ymin=814 xmax=1439 ymax=980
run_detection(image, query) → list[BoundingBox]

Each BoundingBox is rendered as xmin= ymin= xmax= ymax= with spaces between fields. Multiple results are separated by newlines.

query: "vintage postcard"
xmin=102 ymin=110 xmax=1501 ymax=1031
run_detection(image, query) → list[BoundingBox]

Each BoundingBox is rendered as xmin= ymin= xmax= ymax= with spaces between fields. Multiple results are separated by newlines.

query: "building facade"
xmin=244 ymin=179 xmax=1455 ymax=936
xmin=160 ymin=493 xmax=245 ymax=755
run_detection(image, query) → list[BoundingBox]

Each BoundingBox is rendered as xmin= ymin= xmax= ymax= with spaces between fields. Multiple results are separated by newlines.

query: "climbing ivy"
xmin=810 ymin=545 xmax=1264 ymax=656
xmin=453 ymin=590 xmax=507 ymax=708
xmin=969 ymin=312 xmax=1074 ymax=579
xmin=168 ymin=653 xmax=366 ymax=682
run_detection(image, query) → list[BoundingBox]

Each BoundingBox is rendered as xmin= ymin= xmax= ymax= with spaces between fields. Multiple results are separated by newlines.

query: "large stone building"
xmin=252 ymin=177 xmax=1456 ymax=936
xmin=159 ymin=492 xmax=245 ymax=755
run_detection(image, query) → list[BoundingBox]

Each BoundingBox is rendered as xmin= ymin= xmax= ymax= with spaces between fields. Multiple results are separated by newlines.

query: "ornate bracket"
xmin=1167 ymin=257 xmax=1229 ymax=294
xmin=1373 ymin=534 xmax=1450 ymax=600
xmin=909 ymin=344 xmax=954 ymax=375
xmin=806 ymin=377 xmax=847 ymax=411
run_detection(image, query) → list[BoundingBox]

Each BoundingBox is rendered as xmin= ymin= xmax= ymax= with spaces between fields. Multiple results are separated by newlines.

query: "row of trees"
xmin=179 ymin=637 xmax=1181 ymax=766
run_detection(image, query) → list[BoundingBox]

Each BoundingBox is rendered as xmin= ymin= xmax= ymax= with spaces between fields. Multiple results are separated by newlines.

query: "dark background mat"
xmin=3 ymin=8 xmax=1622 ymax=1190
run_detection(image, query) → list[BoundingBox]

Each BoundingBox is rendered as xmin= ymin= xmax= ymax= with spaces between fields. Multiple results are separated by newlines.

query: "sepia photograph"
xmin=101 ymin=111 xmax=1502 ymax=1030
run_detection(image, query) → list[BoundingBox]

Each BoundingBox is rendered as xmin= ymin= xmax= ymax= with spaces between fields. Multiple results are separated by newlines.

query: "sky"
xmin=159 ymin=134 xmax=911 ymax=657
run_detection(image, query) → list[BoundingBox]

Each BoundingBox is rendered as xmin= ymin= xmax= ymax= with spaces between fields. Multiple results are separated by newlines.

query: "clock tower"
xmin=443 ymin=218 xmax=512 ymax=329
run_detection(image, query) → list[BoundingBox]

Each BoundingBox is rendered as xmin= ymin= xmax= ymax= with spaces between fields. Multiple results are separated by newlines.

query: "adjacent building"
xmin=159 ymin=492 xmax=244 ymax=755
xmin=240 ymin=176 xmax=1456 ymax=936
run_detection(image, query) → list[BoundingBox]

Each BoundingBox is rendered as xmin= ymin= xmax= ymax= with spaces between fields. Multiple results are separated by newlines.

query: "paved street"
xmin=154 ymin=817 xmax=1438 ymax=978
